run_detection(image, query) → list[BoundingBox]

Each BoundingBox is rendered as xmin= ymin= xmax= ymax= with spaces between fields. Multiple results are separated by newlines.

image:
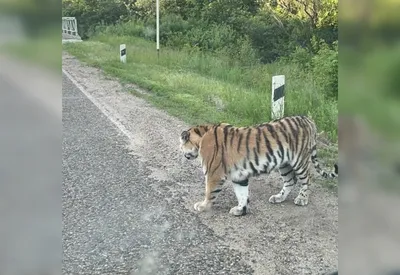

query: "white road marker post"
xmin=156 ymin=0 xmax=160 ymax=61
xmin=120 ymin=44 xmax=126 ymax=63
xmin=271 ymin=75 xmax=285 ymax=120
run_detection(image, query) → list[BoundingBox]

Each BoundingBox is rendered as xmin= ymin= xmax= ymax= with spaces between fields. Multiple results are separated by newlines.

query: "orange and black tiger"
xmin=179 ymin=115 xmax=338 ymax=216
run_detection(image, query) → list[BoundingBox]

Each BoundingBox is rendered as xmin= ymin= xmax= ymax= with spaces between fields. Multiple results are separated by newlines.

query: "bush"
xmin=282 ymin=46 xmax=313 ymax=70
xmin=86 ymin=20 xmax=147 ymax=39
xmin=109 ymin=20 xmax=147 ymax=38
xmin=279 ymin=38 xmax=338 ymax=100
xmin=312 ymin=40 xmax=338 ymax=99
xmin=159 ymin=14 xmax=191 ymax=45
xmin=242 ymin=14 xmax=291 ymax=63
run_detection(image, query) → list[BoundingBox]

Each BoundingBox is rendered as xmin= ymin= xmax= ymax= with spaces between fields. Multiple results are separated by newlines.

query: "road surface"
xmin=62 ymin=52 xmax=338 ymax=275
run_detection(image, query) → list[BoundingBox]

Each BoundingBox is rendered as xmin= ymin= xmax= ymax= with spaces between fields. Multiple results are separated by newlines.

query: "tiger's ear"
xmin=181 ymin=130 xmax=190 ymax=142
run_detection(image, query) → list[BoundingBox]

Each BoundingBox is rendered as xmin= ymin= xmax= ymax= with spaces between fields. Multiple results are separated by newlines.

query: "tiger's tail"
xmin=311 ymin=145 xmax=338 ymax=179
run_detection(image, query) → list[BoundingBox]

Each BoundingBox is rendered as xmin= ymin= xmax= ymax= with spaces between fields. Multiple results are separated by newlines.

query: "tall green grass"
xmin=63 ymin=31 xmax=337 ymax=142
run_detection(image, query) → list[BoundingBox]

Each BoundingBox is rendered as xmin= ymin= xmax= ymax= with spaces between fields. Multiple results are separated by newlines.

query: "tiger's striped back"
xmin=194 ymin=115 xmax=337 ymax=179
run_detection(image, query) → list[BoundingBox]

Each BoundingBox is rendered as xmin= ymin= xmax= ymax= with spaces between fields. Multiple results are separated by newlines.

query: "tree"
xmin=261 ymin=0 xmax=337 ymax=29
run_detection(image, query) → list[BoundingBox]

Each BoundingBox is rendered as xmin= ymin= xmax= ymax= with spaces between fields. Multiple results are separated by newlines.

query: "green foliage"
xmin=62 ymin=0 xmax=133 ymax=39
xmin=159 ymin=14 xmax=191 ymax=44
xmin=283 ymin=46 xmax=313 ymax=70
xmin=311 ymin=39 xmax=338 ymax=99
xmin=243 ymin=13 xmax=299 ymax=63
xmin=62 ymin=0 xmax=338 ymax=62
xmin=64 ymin=35 xmax=338 ymax=141
xmin=89 ymin=20 xmax=146 ymax=39
xmin=62 ymin=0 xmax=338 ymax=139
xmin=280 ymin=39 xmax=338 ymax=100
xmin=261 ymin=0 xmax=337 ymax=29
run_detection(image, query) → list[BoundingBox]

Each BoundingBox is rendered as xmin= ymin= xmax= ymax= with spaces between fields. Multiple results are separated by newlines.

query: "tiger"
xmin=179 ymin=115 xmax=338 ymax=216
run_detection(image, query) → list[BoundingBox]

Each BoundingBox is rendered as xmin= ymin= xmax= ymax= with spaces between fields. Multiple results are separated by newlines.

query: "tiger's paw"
xmin=194 ymin=201 xmax=211 ymax=212
xmin=269 ymin=194 xmax=284 ymax=204
xmin=229 ymin=205 xmax=248 ymax=216
xmin=294 ymin=196 xmax=308 ymax=206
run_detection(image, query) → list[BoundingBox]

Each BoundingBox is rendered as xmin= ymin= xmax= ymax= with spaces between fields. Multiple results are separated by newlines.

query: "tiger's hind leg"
xmin=229 ymin=179 xmax=250 ymax=216
xmin=293 ymin=160 xmax=311 ymax=206
xmin=269 ymin=164 xmax=297 ymax=204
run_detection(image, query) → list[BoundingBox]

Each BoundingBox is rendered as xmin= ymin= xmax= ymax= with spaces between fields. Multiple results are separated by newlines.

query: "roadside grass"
xmin=63 ymin=34 xmax=338 ymax=143
xmin=1 ymin=27 xmax=61 ymax=70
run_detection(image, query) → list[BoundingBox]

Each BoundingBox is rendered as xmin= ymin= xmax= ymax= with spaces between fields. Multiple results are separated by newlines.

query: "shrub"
xmin=312 ymin=40 xmax=338 ymax=99
xmin=159 ymin=14 xmax=191 ymax=45
xmin=282 ymin=46 xmax=313 ymax=70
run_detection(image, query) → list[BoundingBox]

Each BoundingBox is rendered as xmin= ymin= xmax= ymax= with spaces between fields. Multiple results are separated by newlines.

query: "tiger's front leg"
xmin=194 ymin=175 xmax=226 ymax=212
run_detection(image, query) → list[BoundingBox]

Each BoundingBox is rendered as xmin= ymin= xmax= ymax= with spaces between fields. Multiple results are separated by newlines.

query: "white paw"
xmin=229 ymin=205 xmax=247 ymax=216
xmin=194 ymin=201 xmax=210 ymax=212
xmin=269 ymin=194 xmax=284 ymax=204
xmin=294 ymin=196 xmax=308 ymax=206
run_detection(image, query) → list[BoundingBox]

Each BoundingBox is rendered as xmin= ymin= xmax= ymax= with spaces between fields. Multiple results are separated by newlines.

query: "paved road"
xmin=62 ymin=74 xmax=254 ymax=274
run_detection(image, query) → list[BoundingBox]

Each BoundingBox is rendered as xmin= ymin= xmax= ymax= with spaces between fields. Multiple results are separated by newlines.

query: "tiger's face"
xmin=179 ymin=130 xmax=199 ymax=160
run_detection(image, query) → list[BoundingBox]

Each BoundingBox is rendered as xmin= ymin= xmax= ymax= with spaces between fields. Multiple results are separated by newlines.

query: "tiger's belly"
xmin=228 ymin=155 xmax=283 ymax=182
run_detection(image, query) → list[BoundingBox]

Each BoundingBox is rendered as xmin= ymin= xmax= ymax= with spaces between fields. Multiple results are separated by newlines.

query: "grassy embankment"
xmin=63 ymin=34 xmax=337 ymax=136
xmin=63 ymin=30 xmax=338 ymax=188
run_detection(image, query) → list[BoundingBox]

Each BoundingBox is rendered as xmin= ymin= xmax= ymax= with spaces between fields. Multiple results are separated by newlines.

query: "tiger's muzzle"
xmin=184 ymin=153 xmax=197 ymax=160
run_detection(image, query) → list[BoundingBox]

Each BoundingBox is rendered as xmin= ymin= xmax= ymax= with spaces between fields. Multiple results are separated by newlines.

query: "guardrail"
xmin=62 ymin=17 xmax=81 ymax=41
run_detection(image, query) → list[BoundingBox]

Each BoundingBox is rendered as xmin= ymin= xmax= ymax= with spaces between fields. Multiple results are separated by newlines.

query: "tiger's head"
xmin=179 ymin=126 xmax=209 ymax=160
xmin=180 ymin=130 xmax=200 ymax=160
